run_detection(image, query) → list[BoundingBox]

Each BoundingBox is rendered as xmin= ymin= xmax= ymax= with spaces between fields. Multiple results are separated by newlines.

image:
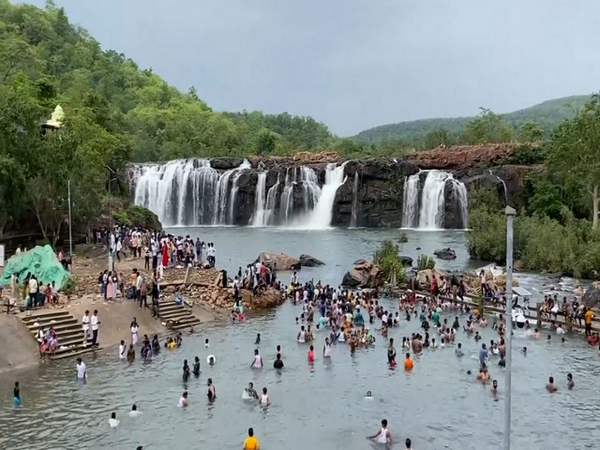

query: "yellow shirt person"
xmin=244 ymin=428 xmax=260 ymax=450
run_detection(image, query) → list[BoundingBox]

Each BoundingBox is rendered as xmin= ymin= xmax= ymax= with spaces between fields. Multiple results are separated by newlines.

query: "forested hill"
xmin=0 ymin=0 xmax=333 ymax=165
xmin=353 ymin=95 xmax=590 ymax=144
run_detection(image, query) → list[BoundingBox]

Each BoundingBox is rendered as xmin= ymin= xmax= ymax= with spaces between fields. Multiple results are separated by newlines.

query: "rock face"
xmin=341 ymin=259 xmax=384 ymax=288
xmin=434 ymin=248 xmax=457 ymax=260
xmin=583 ymin=282 xmax=600 ymax=308
xmin=332 ymin=159 xmax=419 ymax=227
xmin=256 ymin=252 xmax=300 ymax=271
xmin=407 ymin=144 xmax=519 ymax=170
xmin=299 ymin=254 xmax=325 ymax=267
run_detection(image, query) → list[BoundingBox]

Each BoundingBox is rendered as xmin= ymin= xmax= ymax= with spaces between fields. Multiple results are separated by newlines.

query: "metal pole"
xmin=108 ymin=170 xmax=113 ymax=272
xmin=68 ymin=180 xmax=73 ymax=258
xmin=504 ymin=206 xmax=516 ymax=450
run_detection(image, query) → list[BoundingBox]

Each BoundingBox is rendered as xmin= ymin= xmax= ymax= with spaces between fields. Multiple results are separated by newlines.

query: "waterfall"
xmin=132 ymin=159 xmax=351 ymax=228
xmin=402 ymin=174 xmax=421 ymax=228
xmin=303 ymin=163 xmax=347 ymax=229
xmin=133 ymin=159 xmax=249 ymax=226
xmin=263 ymin=174 xmax=280 ymax=226
xmin=350 ymin=174 xmax=359 ymax=228
xmin=252 ymin=172 xmax=267 ymax=226
xmin=401 ymin=170 xmax=468 ymax=229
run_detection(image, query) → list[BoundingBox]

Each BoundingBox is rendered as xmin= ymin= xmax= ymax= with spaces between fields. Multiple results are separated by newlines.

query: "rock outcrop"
xmin=341 ymin=259 xmax=384 ymax=288
xmin=407 ymin=144 xmax=519 ymax=170
xmin=255 ymin=252 xmax=300 ymax=271
xmin=299 ymin=254 xmax=325 ymax=267
xmin=434 ymin=248 xmax=457 ymax=260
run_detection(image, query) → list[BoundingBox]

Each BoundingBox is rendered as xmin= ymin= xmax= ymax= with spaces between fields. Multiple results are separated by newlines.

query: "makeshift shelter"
xmin=0 ymin=245 xmax=71 ymax=290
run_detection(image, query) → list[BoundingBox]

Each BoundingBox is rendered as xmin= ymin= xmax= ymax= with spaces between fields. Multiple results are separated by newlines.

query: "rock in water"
xmin=399 ymin=256 xmax=413 ymax=267
xmin=434 ymin=248 xmax=457 ymax=260
xmin=255 ymin=252 xmax=300 ymax=271
xmin=299 ymin=254 xmax=325 ymax=267
xmin=341 ymin=260 xmax=384 ymax=288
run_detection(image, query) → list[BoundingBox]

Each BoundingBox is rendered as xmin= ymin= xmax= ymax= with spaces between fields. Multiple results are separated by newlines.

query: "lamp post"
xmin=504 ymin=205 xmax=516 ymax=450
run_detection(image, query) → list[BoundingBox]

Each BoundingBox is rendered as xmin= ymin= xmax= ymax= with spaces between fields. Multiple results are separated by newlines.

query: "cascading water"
xmin=252 ymin=172 xmax=267 ymax=226
xmin=302 ymin=162 xmax=348 ymax=229
xmin=401 ymin=170 xmax=468 ymax=229
xmin=133 ymin=159 xmax=249 ymax=226
xmin=132 ymin=160 xmax=351 ymax=228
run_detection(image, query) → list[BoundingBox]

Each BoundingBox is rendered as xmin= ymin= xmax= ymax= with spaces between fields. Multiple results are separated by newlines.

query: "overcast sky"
xmin=24 ymin=0 xmax=600 ymax=135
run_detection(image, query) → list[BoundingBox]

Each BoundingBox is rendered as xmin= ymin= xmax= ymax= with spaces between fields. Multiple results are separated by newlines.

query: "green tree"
xmin=463 ymin=108 xmax=514 ymax=144
xmin=547 ymin=94 xmax=600 ymax=228
xmin=519 ymin=121 xmax=544 ymax=142
xmin=254 ymin=129 xmax=277 ymax=155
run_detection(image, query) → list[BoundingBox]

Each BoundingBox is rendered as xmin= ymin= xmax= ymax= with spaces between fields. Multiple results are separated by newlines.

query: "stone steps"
xmin=157 ymin=301 xmax=201 ymax=331
xmin=18 ymin=310 xmax=101 ymax=360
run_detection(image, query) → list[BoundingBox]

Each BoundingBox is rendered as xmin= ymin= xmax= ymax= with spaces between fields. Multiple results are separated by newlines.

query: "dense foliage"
xmin=354 ymin=95 xmax=590 ymax=145
xmin=0 ymin=0 xmax=334 ymax=241
xmin=373 ymin=240 xmax=406 ymax=284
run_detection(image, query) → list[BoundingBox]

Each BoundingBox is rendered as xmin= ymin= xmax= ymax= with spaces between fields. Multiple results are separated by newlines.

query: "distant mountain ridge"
xmin=353 ymin=95 xmax=591 ymax=143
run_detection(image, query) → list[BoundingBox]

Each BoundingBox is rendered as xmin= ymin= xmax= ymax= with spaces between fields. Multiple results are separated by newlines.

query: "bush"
xmin=417 ymin=254 xmax=436 ymax=270
xmin=374 ymin=240 xmax=407 ymax=283
xmin=112 ymin=205 xmax=162 ymax=230
xmin=398 ymin=232 xmax=408 ymax=243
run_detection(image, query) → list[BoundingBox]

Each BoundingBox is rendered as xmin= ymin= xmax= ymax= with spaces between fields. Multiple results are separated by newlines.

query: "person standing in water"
xmin=323 ymin=337 xmax=332 ymax=358
xmin=387 ymin=338 xmax=397 ymax=366
xmin=245 ymin=382 xmax=258 ymax=399
xmin=251 ymin=349 xmax=263 ymax=368
xmin=273 ymin=353 xmax=284 ymax=369
xmin=108 ymin=412 xmax=120 ymax=428
xmin=307 ymin=345 xmax=315 ymax=363
xmin=207 ymin=378 xmax=216 ymax=400
xmin=13 ymin=381 xmax=20 ymax=405
xmin=193 ymin=357 xmax=201 ymax=376
xmin=178 ymin=391 xmax=189 ymax=407
xmin=567 ymin=373 xmax=574 ymax=390
xmin=255 ymin=333 xmax=261 ymax=344
xmin=259 ymin=387 xmax=270 ymax=407
xmin=76 ymin=357 xmax=86 ymax=382
xmin=243 ymin=427 xmax=260 ymax=450
xmin=183 ymin=360 xmax=191 ymax=382
xmin=369 ymin=419 xmax=392 ymax=445
xmin=546 ymin=376 xmax=558 ymax=393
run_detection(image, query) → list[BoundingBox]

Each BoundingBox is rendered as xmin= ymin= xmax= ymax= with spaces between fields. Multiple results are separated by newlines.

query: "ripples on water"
xmin=2 ymin=299 xmax=600 ymax=450
xmin=2 ymin=229 xmax=600 ymax=449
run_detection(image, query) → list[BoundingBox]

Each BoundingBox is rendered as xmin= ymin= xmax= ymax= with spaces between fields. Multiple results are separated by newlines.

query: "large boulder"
xmin=255 ymin=252 xmax=300 ymax=271
xmin=299 ymin=254 xmax=325 ymax=267
xmin=583 ymin=282 xmax=600 ymax=308
xmin=400 ymin=256 xmax=413 ymax=267
xmin=434 ymin=248 xmax=457 ymax=260
xmin=341 ymin=260 xmax=384 ymax=288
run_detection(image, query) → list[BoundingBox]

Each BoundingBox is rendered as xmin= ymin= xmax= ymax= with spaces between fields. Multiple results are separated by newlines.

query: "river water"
xmin=1 ymin=228 xmax=598 ymax=449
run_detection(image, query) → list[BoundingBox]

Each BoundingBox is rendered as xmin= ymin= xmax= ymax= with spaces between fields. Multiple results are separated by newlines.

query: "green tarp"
xmin=1 ymin=245 xmax=71 ymax=290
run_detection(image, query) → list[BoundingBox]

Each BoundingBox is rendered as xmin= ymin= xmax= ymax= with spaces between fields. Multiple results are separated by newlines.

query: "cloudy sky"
xmin=24 ymin=0 xmax=600 ymax=135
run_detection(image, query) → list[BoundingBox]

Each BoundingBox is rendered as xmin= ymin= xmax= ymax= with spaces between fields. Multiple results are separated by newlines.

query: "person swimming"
xmin=365 ymin=390 xmax=373 ymax=398
xmin=245 ymin=382 xmax=258 ymax=400
xmin=108 ymin=412 xmax=120 ymax=428
xmin=207 ymin=355 xmax=216 ymax=365
xmin=567 ymin=373 xmax=574 ymax=390
xmin=205 ymin=338 xmax=209 ymax=348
